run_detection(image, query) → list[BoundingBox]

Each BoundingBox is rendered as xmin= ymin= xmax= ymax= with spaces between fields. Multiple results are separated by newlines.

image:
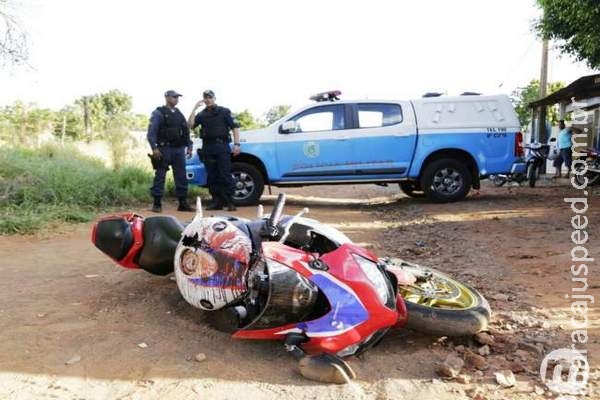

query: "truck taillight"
xmin=515 ymin=131 xmax=524 ymax=157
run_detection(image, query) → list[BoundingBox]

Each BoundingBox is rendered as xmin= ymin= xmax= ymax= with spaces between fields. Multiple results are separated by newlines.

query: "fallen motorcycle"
xmin=91 ymin=194 xmax=491 ymax=383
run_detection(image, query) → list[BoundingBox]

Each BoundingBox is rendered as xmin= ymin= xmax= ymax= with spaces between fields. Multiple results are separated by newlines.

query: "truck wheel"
xmin=399 ymin=181 xmax=425 ymax=198
xmin=420 ymin=158 xmax=472 ymax=203
xmin=231 ymin=162 xmax=265 ymax=206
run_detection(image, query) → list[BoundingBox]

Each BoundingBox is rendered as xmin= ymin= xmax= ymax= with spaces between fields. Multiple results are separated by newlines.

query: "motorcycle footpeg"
xmin=298 ymin=354 xmax=356 ymax=384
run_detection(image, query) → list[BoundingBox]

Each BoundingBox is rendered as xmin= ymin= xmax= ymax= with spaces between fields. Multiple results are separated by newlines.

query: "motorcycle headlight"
xmin=352 ymin=254 xmax=389 ymax=304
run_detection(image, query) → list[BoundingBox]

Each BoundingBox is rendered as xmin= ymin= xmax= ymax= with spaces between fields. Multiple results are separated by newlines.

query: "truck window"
xmin=358 ymin=103 xmax=402 ymax=128
xmin=290 ymin=104 xmax=345 ymax=133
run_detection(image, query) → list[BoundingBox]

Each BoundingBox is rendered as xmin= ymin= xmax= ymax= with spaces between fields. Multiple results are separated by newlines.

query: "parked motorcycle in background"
xmin=490 ymin=138 xmax=552 ymax=188
xmin=574 ymin=147 xmax=600 ymax=186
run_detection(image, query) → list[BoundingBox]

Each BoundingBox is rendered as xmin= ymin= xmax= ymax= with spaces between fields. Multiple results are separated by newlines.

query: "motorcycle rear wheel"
xmin=396 ymin=262 xmax=491 ymax=336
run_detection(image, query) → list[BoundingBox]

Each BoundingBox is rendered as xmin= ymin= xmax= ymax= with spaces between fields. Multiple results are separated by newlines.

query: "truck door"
xmin=344 ymin=102 xmax=417 ymax=177
xmin=275 ymin=104 xmax=355 ymax=180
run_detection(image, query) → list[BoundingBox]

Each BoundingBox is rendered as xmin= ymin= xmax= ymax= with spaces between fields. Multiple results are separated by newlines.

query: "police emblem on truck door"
xmin=303 ymin=141 xmax=320 ymax=158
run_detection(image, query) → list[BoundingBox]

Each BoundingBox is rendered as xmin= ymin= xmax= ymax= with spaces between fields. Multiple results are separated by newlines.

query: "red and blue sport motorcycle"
xmin=92 ymin=193 xmax=490 ymax=383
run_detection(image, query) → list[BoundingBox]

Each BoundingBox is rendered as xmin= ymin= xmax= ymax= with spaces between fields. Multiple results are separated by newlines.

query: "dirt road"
xmin=0 ymin=181 xmax=598 ymax=399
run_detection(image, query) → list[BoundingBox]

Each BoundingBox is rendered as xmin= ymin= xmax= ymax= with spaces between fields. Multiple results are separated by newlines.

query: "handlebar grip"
xmin=267 ymin=193 xmax=286 ymax=230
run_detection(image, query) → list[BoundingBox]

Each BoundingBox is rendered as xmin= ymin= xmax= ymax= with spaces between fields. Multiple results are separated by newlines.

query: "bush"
xmin=0 ymin=144 xmax=154 ymax=234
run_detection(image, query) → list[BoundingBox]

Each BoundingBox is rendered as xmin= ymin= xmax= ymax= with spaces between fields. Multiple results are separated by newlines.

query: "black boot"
xmin=177 ymin=197 xmax=194 ymax=212
xmin=151 ymin=197 xmax=162 ymax=213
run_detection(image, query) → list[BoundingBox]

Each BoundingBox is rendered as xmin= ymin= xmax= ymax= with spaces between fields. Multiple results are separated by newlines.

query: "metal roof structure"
xmin=529 ymin=73 xmax=600 ymax=108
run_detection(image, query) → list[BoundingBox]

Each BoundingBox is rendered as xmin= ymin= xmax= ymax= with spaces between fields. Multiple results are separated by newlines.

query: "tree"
xmin=264 ymin=105 xmax=291 ymax=125
xmin=0 ymin=101 xmax=54 ymax=145
xmin=0 ymin=0 xmax=28 ymax=66
xmin=53 ymin=105 xmax=84 ymax=141
xmin=76 ymin=90 xmax=134 ymax=140
xmin=535 ymin=0 xmax=600 ymax=68
xmin=234 ymin=109 xmax=264 ymax=130
xmin=511 ymin=79 xmax=565 ymax=129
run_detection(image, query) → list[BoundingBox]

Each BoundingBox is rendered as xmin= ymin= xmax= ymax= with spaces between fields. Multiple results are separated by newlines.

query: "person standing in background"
xmin=147 ymin=90 xmax=194 ymax=213
xmin=188 ymin=90 xmax=241 ymax=211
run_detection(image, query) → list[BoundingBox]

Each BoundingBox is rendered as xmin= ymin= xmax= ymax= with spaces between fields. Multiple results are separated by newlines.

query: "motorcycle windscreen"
xmin=241 ymin=257 xmax=320 ymax=331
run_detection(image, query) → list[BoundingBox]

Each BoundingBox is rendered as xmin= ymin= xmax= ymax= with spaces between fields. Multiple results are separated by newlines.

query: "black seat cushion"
xmin=136 ymin=216 xmax=184 ymax=275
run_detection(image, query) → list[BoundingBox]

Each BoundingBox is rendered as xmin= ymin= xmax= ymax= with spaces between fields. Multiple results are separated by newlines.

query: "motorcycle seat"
xmin=135 ymin=216 xmax=184 ymax=275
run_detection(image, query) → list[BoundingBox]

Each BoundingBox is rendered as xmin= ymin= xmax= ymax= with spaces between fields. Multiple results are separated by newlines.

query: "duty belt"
xmin=202 ymin=137 xmax=229 ymax=144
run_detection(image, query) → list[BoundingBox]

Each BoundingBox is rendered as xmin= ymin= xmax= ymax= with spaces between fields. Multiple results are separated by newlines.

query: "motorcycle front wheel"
xmin=527 ymin=163 xmax=538 ymax=188
xmin=395 ymin=262 xmax=491 ymax=336
xmin=574 ymin=162 xmax=600 ymax=186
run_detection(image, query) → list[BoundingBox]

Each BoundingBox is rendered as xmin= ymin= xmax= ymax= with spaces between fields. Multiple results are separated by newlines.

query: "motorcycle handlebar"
xmin=267 ymin=193 xmax=286 ymax=234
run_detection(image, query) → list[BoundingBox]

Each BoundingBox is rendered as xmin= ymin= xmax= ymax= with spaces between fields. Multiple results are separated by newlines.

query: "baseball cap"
xmin=203 ymin=89 xmax=215 ymax=98
xmin=164 ymin=90 xmax=183 ymax=97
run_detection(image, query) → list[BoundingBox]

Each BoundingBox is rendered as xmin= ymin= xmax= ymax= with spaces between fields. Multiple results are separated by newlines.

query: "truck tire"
xmin=231 ymin=162 xmax=265 ymax=206
xmin=420 ymin=158 xmax=472 ymax=203
xmin=399 ymin=181 xmax=425 ymax=198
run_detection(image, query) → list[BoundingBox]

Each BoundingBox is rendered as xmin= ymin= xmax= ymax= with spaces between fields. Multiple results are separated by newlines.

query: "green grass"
xmin=0 ymin=144 xmax=204 ymax=234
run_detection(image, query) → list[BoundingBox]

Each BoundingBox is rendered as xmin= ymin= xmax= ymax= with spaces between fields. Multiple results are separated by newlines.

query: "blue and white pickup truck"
xmin=186 ymin=92 xmax=523 ymax=205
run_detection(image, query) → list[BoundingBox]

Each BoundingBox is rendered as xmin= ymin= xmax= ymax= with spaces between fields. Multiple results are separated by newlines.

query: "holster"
xmin=147 ymin=153 xmax=169 ymax=171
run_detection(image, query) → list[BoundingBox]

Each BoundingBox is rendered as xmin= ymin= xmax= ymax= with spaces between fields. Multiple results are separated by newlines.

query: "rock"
xmin=195 ymin=352 xmax=207 ymax=362
xmin=65 ymin=355 xmax=81 ymax=365
xmin=534 ymin=386 xmax=545 ymax=395
xmin=455 ymin=345 xmax=466 ymax=353
xmin=456 ymin=374 xmax=471 ymax=384
xmin=185 ymin=354 xmax=192 ymax=362
xmin=436 ymin=353 xmax=464 ymax=378
xmin=478 ymin=345 xmax=491 ymax=356
xmin=464 ymin=350 xmax=489 ymax=370
xmin=474 ymin=332 xmax=495 ymax=346
xmin=137 ymin=342 xmax=148 ymax=349
xmin=466 ymin=388 xmax=488 ymax=400
xmin=491 ymin=293 xmax=510 ymax=301
xmin=509 ymin=361 xmax=525 ymax=373
xmin=494 ymin=370 xmax=516 ymax=388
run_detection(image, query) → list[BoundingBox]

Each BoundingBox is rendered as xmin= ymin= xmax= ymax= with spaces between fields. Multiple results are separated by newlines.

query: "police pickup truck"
xmin=186 ymin=91 xmax=523 ymax=205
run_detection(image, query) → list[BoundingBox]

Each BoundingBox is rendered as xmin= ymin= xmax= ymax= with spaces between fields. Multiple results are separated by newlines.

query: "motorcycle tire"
xmin=527 ymin=163 xmax=537 ymax=188
xmin=396 ymin=263 xmax=491 ymax=336
xmin=490 ymin=175 xmax=506 ymax=187
xmin=574 ymin=163 xmax=600 ymax=186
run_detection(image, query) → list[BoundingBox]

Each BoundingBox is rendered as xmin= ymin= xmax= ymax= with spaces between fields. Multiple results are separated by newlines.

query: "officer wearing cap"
xmin=187 ymin=90 xmax=240 ymax=211
xmin=147 ymin=90 xmax=194 ymax=213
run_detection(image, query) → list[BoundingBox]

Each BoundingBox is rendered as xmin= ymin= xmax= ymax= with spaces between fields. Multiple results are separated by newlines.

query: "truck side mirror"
xmin=280 ymin=120 xmax=300 ymax=134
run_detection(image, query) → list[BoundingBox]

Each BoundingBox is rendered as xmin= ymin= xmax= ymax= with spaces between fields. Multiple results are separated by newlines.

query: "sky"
xmin=1 ymin=0 xmax=598 ymax=119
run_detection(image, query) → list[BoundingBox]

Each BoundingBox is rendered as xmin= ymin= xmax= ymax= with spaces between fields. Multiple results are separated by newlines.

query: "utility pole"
xmin=537 ymin=39 xmax=549 ymax=143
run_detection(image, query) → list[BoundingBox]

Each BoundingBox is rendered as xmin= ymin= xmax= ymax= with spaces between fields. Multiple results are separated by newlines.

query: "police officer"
xmin=187 ymin=90 xmax=240 ymax=211
xmin=147 ymin=90 xmax=194 ymax=213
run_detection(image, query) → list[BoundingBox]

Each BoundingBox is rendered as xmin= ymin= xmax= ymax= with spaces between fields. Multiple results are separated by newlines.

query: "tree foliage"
xmin=536 ymin=0 xmax=600 ymax=68
xmin=234 ymin=109 xmax=264 ymax=130
xmin=511 ymin=79 xmax=565 ymax=128
xmin=0 ymin=101 xmax=55 ymax=145
xmin=264 ymin=105 xmax=291 ymax=125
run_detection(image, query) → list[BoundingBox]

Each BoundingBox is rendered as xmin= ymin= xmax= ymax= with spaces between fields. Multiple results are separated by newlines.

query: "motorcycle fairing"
xmin=234 ymin=242 xmax=400 ymax=355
